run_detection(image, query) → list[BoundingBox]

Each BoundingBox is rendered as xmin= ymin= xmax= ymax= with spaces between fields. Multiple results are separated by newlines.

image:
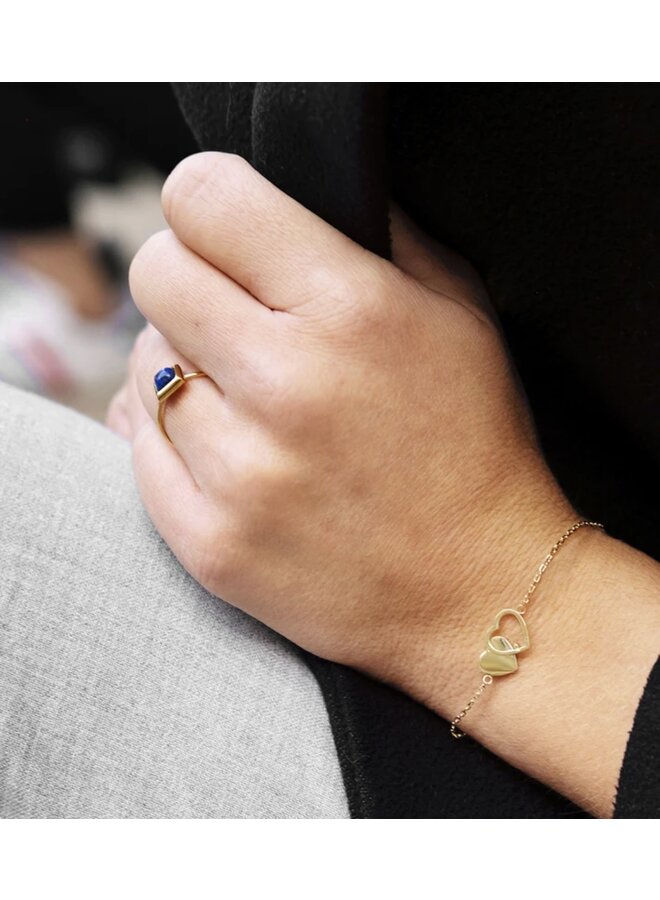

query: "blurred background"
xmin=0 ymin=84 xmax=196 ymax=419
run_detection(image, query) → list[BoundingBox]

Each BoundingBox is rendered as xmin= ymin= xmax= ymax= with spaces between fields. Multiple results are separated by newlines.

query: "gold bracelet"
xmin=450 ymin=519 xmax=604 ymax=739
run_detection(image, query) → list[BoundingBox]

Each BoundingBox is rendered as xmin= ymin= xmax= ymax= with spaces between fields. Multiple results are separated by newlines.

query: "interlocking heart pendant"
xmin=479 ymin=608 xmax=530 ymax=677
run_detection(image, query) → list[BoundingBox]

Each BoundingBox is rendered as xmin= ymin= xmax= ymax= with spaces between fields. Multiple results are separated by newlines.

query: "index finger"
xmin=161 ymin=152 xmax=384 ymax=313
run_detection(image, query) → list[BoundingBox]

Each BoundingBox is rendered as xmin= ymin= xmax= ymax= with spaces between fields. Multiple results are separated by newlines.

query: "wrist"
xmin=389 ymin=510 xmax=660 ymax=817
xmin=381 ymin=458 xmax=575 ymax=711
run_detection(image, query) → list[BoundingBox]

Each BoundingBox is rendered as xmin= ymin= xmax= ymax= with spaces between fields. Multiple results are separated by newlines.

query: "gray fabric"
xmin=0 ymin=382 xmax=348 ymax=818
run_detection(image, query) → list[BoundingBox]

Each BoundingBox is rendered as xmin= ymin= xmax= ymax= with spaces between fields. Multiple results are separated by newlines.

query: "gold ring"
xmin=153 ymin=364 xmax=208 ymax=443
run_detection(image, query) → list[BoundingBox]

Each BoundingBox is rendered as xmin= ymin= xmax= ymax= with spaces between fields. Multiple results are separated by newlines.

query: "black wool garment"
xmin=172 ymin=83 xmax=660 ymax=818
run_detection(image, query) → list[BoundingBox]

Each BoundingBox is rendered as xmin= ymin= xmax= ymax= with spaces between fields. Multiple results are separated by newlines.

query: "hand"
xmin=109 ymin=153 xmax=660 ymax=817
xmin=108 ymin=150 xmax=570 ymax=684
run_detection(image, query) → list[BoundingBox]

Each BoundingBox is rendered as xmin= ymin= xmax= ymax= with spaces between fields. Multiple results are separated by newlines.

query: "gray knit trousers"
xmin=0 ymin=383 xmax=348 ymax=818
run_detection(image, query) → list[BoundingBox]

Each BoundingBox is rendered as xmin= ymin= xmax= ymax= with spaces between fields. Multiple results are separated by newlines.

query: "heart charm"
xmin=479 ymin=608 xmax=530 ymax=677
xmin=479 ymin=636 xmax=519 ymax=675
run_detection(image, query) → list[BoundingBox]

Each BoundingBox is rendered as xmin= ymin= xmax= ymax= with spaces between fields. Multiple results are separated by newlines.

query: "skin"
xmin=107 ymin=152 xmax=660 ymax=818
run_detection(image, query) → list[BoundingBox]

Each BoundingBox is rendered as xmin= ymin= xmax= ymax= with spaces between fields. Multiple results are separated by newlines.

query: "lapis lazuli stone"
xmin=154 ymin=367 xmax=176 ymax=392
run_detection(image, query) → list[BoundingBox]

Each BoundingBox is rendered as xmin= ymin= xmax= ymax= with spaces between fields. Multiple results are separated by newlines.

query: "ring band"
xmin=153 ymin=364 xmax=208 ymax=443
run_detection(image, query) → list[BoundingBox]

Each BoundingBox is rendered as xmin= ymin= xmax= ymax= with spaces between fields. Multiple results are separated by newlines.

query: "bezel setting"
xmin=154 ymin=364 xmax=185 ymax=401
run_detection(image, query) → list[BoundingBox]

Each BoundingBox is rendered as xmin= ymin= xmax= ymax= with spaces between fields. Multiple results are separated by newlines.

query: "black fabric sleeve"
xmin=614 ymin=656 xmax=660 ymax=817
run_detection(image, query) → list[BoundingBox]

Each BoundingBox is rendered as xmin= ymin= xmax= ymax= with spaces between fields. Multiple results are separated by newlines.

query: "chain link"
xmin=450 ymin=520 xmax=604 ymax=739
xmin=451 ymin=675 xmax=493 ymax=739
xmin=516 ymin=520 xmax=603 ymax=615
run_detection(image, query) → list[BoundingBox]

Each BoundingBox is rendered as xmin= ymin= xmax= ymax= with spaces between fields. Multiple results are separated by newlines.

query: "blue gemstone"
xmin=154 ymin=367 xmax=176 ymax=392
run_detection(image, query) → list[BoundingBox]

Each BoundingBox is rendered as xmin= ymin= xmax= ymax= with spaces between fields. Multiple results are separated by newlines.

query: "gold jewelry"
xmin=153 ymin=364 xmax=208 ymax=443
xmin=450 ymin=520 xmax=604 ymax=739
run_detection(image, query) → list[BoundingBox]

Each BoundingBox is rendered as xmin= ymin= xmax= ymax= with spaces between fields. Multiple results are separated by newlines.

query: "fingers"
xmin=129 ymin=326 xmax=234 ymax=488
xmin=129 ymin=229 xmax=278 ymax=388
xmin=106 ymin=385 xmax=131 ymax=440
xmin=106 ymin=358 xmax=152 ymax=441
xmin=161 ymin=152 xmax=385 ymax=314
xmin=131 ymin=419 xmax=222 ymax=584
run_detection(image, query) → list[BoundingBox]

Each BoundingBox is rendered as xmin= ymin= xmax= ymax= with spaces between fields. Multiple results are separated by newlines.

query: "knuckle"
xmin=186 ymin=514 xmax=244 ymax=592
xmin=229 ymin=451 xmax=286 ymax=510
xmin=303 ymin=263 xmax=351 ymax=305
xmin=352 ymin=268 xmax=413 ymax=339
xmin=351 ymin=262 xmax=395 ymax=322
xmin=128 ymin=229 xmax=174 ymax=302
xmin=162 ymin=151 xmax=254 ymax=224
xmin=161 ymin=153 xmax=213 ymax=219
xmin=133 ymin=325 xmax=149 ymax=353
xmin=105 ymin=391 xmax=127 ymax=434
xmin=255 ymin=358 xmax=324 ymax=433
xmin=303 ymin=258 xmax=394 ymax=336
xmin=222 ymin=444 xmax=304 ymax=543
xmin=127 ymin=327 xmax=149 ymax=375
xmin=240 ymin=343 xmax=308 ymax=415
xmin=129 ymin=327 xmax=167 ymax=391
xmin=299 ymin=263 xmax=367 ymax=320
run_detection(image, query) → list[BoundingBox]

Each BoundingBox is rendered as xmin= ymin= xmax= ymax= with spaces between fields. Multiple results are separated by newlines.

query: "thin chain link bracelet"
xmin=450 ymin=520 xmax=605 ymax=739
